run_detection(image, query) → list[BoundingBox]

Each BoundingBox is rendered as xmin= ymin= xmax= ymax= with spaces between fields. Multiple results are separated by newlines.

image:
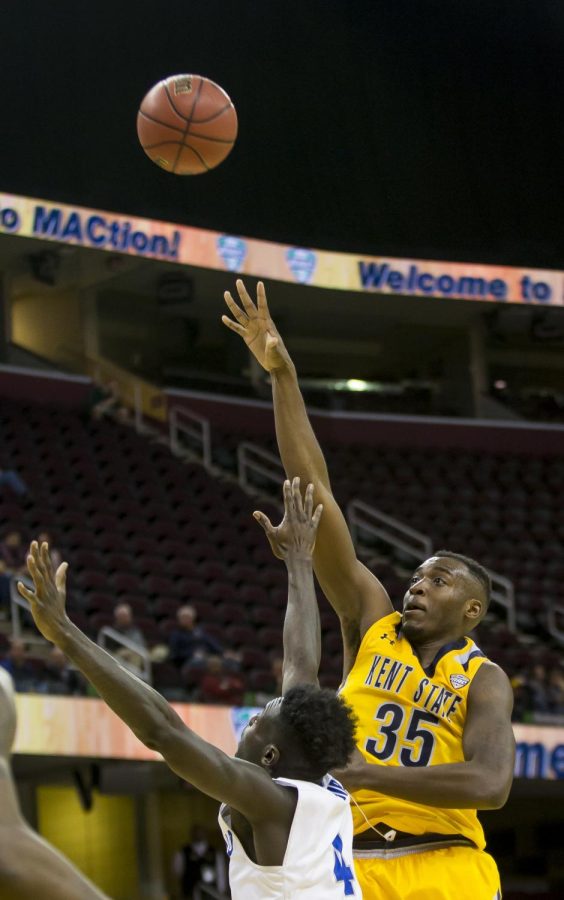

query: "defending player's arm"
xmin=254 ymin=478 xmax=323 ymax=693
xmin=333 ymin=662 xmax=515 ymax=809
xmin=17 ymin=543 xmax=295 ymax=825
xmin=222 ymin=280 xmax=393 ymax=671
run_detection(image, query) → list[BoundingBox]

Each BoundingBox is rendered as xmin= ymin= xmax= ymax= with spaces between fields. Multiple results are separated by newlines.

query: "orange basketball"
xmin=137 ymin=74 xmax=238 ymax=175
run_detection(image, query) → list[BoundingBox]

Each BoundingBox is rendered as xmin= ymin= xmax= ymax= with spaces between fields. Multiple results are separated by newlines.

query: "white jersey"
xmin=218 ymin=774 xmax=361 ymax=899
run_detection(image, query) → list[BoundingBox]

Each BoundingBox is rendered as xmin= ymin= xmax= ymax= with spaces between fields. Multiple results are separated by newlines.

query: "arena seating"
xmin=1 ymin=398 xmax=562 ymax=696
xmin=0 ymin=400 xmax=339 ymax=690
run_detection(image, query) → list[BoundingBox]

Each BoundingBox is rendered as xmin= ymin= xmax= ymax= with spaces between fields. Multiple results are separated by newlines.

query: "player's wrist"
xmin=285 ymin=549 xmax=314 ymax=564
xmin=270 ymin=358 xmax=297 ymax=381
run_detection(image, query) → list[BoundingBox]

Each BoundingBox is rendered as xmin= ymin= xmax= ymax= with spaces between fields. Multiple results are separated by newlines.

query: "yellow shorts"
xmin=354 ymin=845 xmax=501 ymax=900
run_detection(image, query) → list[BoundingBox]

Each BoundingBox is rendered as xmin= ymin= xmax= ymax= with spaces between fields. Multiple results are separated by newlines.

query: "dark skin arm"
xmin=333 ymin=662 xmax=515 ymax=809
xmin=254 ymin=477 xmax=323 ymax=692
xmin=0 ymin=669 xmax=110 ymax=900
xmin=18 ymin=543 xmax=296 ymax=865
xmin=223 ymin=280 xmax=393 ymax=677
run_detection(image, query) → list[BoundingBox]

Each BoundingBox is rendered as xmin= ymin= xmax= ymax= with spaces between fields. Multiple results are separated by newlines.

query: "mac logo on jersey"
xmin=450 ymin=674 xmax=470 ymax=689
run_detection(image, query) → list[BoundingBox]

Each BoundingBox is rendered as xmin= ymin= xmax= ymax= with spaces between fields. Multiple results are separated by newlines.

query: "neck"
xmin=272 ymin=763 xmax=319 ymax=783
xmin=408 ymin=631 xmax=465 ymax=670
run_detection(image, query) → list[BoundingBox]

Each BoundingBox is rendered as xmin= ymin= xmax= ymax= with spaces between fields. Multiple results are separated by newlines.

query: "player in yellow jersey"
xmin=223 ymin=281 xmax=515 ymax=900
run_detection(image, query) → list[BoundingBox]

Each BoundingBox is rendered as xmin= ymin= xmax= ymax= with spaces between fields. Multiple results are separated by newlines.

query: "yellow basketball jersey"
xmin=339 ymin=611 xmax=490 ymax=850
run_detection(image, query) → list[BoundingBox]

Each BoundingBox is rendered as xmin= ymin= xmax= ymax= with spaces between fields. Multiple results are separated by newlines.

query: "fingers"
xmin=221 ymin=314 xmax=247 ymax=337
xmin=252 ymin=510 xmax=274 ymax=536
xmin=304 ymin=482 xmax=314 ymax=519
xmin=55 ymin=561 xmax=68 ymax=594
xmin=283 ymin=479 xmax=295 ymax=518
xmin=292 ymin=476 xmax=306 ymax=521
xmin=256 ymin=281 xmax=270 ymax=315
xmin=27 ymin=553 xmax=45 ymax=593
xmin=224 ymin=291 xmax=248 ymax=325
xmin=286 ymin=478 xmax=317 ymax=523
xmin=312 ymin=502 xmax=324 ymax=529
xmin=236 ymin=279 xmax=257 ymax=317
xmin=40 ymin=541 xmax=54 ymax=579
xmin=16 ymin=581 xmax=35 ymax=604
xmin=265 ymin=332 xmax=279 ymax=352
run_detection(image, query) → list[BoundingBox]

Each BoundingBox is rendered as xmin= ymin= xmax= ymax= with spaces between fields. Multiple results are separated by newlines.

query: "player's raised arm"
xmin=254 ymin=478 xmax=323 ymax=693
xmin=223 ymin=280 xmax=393 ymax=669
xmin=17 ymin=543 xmax=296 ymax=825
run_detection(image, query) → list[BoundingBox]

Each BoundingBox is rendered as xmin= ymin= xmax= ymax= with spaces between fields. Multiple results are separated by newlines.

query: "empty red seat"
xmin=145 ymin=574 xmax=178 ymax=597
xmin=206 ymin=581 xmax=238 ymax=604
xmin=111 ymin=572 xmax=142 ymax=594
xmin=137 ymin=555 xmax=168 ymax=576
xmin=168 ymin=558 xmax=199 ymax=579
xmin=77 ymin=570 xmax=108 ymax=592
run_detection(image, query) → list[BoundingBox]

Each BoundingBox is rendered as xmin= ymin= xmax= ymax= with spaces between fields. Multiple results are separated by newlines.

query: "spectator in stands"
xmin=509 ymin=673 xmax=529 ymax=722
xmin=0 ymin=530 xmax=30 ymax=614
xmin=527 ymin=662 xmax=550 ymax=715
xmin=168 ymin=604 xmax=223 ymax=669
xmin=0 ymin=638 xmax=37 ymax=692
xmin=0 ymin=530 xmax=27 ymax=575
xmin=37 ymin=646 xmax=86 ymax=696
xmin=0 ymin=465 xmax=28 ymax=498
xmin=171 ymin=825 xmax=227 ymax=899
xmin=104 ymin=603 xmax=146 ymax=670
xmin=196 ymin=655 xmax=245 ymax=706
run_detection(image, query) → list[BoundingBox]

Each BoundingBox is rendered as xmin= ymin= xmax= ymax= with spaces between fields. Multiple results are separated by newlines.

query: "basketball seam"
xmin=190 ymin=103 xmax=234 ymax=125
xmin=142 ymin=140 xmax=194 ymax=150
xmin=164 ymin=83 xmax=191 ymax=123
xmin=156 ymin=78 xmax=221 ymax=173
xmin=138 ymin=110 xmax=185 ymax=136
xmin=184 ymin=132 xmax=235 ymax=144
xmin=175 ymin=78 xmax=207 ymax=173
xmin=181 ymin=143 xmax=211 ymax=172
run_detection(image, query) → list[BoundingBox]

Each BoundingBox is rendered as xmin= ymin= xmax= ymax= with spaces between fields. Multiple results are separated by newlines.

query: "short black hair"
xmin=433 ymin=549 xmax=491 ymax=609
xmin=279 ymin=685 xmax=357 ymax=780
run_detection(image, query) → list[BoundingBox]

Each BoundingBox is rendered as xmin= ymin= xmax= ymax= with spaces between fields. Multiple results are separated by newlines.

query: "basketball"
xmin=136 ymin=74 xmax=238 ymax=175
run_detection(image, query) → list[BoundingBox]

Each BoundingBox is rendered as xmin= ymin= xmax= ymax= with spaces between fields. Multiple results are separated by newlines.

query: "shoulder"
xmin=360 ymin=610 xmax=402 ymax=646
xmin=468 ymin=662 xmax=513 ymax=708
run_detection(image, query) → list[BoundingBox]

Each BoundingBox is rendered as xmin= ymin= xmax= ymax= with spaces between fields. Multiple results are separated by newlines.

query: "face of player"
xmin=235 ymin=697 xmax=283 ymax=767
xmin=401 ymin=556 xmax=482 ymax=644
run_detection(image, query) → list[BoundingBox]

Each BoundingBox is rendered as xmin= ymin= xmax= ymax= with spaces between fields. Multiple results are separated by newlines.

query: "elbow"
xmin=475 ymin=772 xmax=512 ymax=810
xmin=141 ymin=721 xmax=174 ymax=753
xmin=282 ymin=662 xmax=319 ymax=692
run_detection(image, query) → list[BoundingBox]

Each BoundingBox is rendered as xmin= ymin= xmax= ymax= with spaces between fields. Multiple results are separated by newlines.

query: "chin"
xmin=401 ymin=618 xmax=426 ymax=641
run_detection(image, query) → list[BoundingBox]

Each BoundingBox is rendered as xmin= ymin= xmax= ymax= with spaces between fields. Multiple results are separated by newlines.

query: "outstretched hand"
xmin=254 ymin=477 xmax=323 ymax=562
xmin=222 ymin=280 xmax=292 ymax=373
xmin=17 ymin=541 xmax=69 ymax=645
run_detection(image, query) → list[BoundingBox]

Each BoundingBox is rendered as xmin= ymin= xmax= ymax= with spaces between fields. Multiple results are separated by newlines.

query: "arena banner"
xmin=1 ymin=191 xmax=563 ymax=305
xmin=13 ymin=696 xmax=564 ymax=779
xmin=13 ymin=695 xmax=258 ymax=761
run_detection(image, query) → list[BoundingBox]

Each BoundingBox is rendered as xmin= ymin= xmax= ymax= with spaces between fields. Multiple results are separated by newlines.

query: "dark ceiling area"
xmin=1 ymin=1 xmax=564 ymax=268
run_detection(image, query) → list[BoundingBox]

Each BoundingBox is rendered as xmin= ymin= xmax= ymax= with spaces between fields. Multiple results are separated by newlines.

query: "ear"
xmin=465 ymin=598 xmax=483 ymax=621
xmin=261 ymin=743 xmax=280 ymax=770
